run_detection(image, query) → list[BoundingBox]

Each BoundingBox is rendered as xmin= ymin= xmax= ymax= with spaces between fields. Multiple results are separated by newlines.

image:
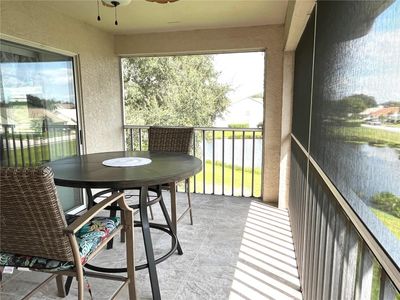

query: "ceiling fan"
xmin=98 ymin=0 xmax=178 ymax=25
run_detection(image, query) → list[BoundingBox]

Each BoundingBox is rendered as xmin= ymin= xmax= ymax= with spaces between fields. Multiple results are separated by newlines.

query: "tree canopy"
xmin=123 ymin=56 xmax=231 ymax=127
xmin=326 ymin=94 xmax=377 ymax=117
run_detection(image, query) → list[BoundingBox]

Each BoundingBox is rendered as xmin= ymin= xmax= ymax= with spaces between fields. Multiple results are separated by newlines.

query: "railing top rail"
xmin=123 ymin=125 xmax=263 ymax=132
xmin=1 ymin=124 xmax=77 ymax=129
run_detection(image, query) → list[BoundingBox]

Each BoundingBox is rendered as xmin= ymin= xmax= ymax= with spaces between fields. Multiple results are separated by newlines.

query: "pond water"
xmin=316 ymin=141 xmax=400 ymax=205
xmin=202 ymin=138 xmax=400 ymax=206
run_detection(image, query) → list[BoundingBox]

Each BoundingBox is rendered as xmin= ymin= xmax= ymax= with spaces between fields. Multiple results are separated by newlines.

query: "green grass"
xmin=181 ymin=160 xmax=262 ymax=197
xmin=328 ymin=126 xmax=400 ymax=148
xmin=371 ymin=262 xmax=382 ymax=300
xmin=371 ymin=208 xmax=400 ymax=240
xmin=385 ymin=123 xmax=400 ymax=128
xmin=2 ymin=137 xmax=77 ymax=166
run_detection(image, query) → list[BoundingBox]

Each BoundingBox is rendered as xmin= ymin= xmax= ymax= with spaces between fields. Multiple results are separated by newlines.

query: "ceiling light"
xmin=96 ymin=0 xmax=132 ymax=26
xmin=96 ymin=0 xmax=178 ymax=26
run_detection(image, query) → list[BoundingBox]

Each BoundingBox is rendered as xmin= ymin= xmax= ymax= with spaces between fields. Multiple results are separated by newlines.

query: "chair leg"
xmin=65 ymin=276 xmax=73 ymax=295
xmin=124 ymin=205 xmax=137 ymax=299
xmin=158 ymin=187 xmax=183 ymax=255
xmin=56 ymin=275 xmax=66 ymax=297
xmin=139 ymin=185 xmax=161 ymax=300
xmin=186 ymin=178 xmax=193 ymax=225
xmin=120 ymin=210 xmax=126 ymax=243
xmin=169 ymin=182 xmax=177 ymax=249
xmin=76 ymin=268 xmax=84 ymax=300
xmin=107 ymin=202 xmax=118 ymax=249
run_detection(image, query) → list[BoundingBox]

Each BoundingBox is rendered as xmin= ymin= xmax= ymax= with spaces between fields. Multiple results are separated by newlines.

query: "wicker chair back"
xmin=148 ymin=127 xmax=194 ymax=154
xmin=0 ymin=167 xmax=74 ymax=262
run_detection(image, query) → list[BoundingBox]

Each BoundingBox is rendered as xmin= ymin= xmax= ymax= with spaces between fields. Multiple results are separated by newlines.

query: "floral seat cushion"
xmin=0 ymin=217 xmax=120 ymax=271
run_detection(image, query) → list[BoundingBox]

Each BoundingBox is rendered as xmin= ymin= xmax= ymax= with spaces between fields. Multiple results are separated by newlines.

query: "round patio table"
xmin=47 ymin=151 xmax=202 ymax=300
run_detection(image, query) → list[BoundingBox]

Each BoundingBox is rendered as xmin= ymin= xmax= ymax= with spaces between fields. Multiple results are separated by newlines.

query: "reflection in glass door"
xmin=0 ymin=39 xmax=82 ymax=212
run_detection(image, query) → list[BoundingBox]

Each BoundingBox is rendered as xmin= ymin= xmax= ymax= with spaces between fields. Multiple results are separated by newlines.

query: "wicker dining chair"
xmin=0 ymin=167 xmax=137 ymax=300
xmin=148 ymin=126 xmax=194 ymax=225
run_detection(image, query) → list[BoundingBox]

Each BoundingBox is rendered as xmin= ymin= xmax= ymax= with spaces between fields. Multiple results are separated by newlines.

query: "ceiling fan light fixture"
xmin=97 ymin=0 xmax=131 ymax=26
xmin=96 ymin=0 xmax=179 ymax=26
xmin=146 ymin=0 xmax=179 ymax=3
xmin=101 ymin=0 xmax=131 ymax=7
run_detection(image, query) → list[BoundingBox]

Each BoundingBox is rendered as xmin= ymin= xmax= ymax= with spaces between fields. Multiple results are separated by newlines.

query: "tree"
xmin=26 ymin=94 xmax=58 ymax=111
xmin=371 ymin=192 xmax=400 ymax=218
xmin=123 ymin=56 xmax=231 ymax=127
xmin=340 ymin=94 xmax=377 ymax=113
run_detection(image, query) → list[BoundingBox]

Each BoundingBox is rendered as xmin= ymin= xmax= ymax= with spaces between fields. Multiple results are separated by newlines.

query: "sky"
xmin=1 ymin=61 xmax=75 ymax=103
xmin=333 ymin=0 xmax=400 ymax=103
xmin=212 ymin=52 xmax=265 ymax=102
xmin=2 ymin=0 xmax=398 ymax=107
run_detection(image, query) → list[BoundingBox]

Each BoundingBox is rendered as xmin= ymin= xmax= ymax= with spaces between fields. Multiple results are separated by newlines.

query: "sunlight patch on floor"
xmin=229 ymin=201 xmax=302 ymax=300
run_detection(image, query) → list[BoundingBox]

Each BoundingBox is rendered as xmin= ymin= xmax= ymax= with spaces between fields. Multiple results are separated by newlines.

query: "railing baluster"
xmin=27 ymin=134 xmax=32 ymax=166
xmin=68 ymin=129 xmax=73 ymax=156
xmin=222 ymin=130 xmax=225 ymax=196
xmin=241 ymin=130 xmax=245 ymax=197
xmin=40 ymin=131 xmax=45 ymax=163
xmin=130 ymin=128 xmax=134 ymax=151
xmin=0 ymin=134 xmax=3 ymax=167
xmin=139 ymin=128 xmax=142 ymax=151
xmin=122 ymin=125 xmax=262 ymax=198
xmin=57 ymin=128 xmax=61 ymax=159
xmin=212 ymin=130 xmax=215 ymax=195
xmin=202 ymin=130 xmax=206 ymax=194
xmin=19 ymin=134 xmax=25 ymax=167
xmin=60 ymin=129 xmax=66 ymax=158
xmin=11 ymin=126 xmax=17 ymax=166
xmin=48 ymin=128 xmax=52 ymax=160
xmin=251 ymin=131 xmax=256 ymax=197
xmin=34 ymin=135 xmax=40 ymax=165
xmin=5 ymin=129 xmax=11 ymax=167
xmin=193 ymin=131 xmax=197 ymax=193
xmin=232 ymin=130 xmax=235 ymax=196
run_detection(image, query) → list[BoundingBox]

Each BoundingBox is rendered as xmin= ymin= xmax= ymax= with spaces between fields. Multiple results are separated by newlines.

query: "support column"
xmin=278 ymin=51 xmax=295 ymax=208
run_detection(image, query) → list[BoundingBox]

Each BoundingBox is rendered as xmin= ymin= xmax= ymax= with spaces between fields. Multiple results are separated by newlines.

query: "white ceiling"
xmin=44 ymin=0 xmax=289 ymax=35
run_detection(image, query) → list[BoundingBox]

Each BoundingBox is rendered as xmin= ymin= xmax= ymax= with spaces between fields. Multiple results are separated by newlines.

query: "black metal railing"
xmin=0 ymin=124 xmax=78 ymax=167
xmin=124 ymin=125 xmax=263 ymax=198
xmin=289 ymin=137 xmax=400 ymax=299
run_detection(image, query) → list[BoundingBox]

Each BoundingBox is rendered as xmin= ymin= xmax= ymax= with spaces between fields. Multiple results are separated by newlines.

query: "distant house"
xmin=359 ymin=106 xmax=384 ymax=117
xmin=214 ymin=96 xmax=263 ymax=128
xmin=369 ymin=107 xmax=399 ymax=118
xmin=360 ymin=106 xmax=400 ymax=122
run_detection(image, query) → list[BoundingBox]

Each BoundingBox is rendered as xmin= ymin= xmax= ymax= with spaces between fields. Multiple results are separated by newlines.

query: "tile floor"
xmin=0 ymin=192 xmax=302 ymax=300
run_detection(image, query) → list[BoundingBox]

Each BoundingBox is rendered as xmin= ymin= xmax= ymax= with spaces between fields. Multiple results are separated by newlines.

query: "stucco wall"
xmin=278 ymin=51 xmax=295 ymax=208
xmin=115 ymin=25 xmax=284 ymax=202
xmin=0 ymin=1 xmax=123 ymax=154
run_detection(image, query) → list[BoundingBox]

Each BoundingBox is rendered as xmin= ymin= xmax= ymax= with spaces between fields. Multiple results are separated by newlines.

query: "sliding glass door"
xmin=0 ymin=39 xmax=83 ymax=212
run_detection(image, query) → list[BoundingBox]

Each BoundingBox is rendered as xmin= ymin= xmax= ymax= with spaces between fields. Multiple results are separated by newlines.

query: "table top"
xmin=46 ymin=151 xmax=202 ymax=189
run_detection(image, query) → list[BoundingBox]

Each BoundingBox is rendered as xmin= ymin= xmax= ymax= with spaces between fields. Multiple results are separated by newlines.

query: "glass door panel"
xmin=0 ymin=39 xmax=82 ymax=212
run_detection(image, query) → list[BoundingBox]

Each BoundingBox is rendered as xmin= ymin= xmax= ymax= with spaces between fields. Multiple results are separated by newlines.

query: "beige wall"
xmin=0 ymin=4 xmax=286 ymax=202
xmin=278 ymin=51 xmax=295 ymax=208
xmin=0 ymin=1 xmax=124 ymax=154
xmin=115 ymin=25 xmax=284 ymax=202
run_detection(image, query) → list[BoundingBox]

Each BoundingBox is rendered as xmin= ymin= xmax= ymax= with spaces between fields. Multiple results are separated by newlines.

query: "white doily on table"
xmin=102 ymin=157 xmax=152 ymax=167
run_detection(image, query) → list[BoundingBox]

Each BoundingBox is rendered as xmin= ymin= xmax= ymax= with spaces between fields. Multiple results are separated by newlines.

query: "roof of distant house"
xmin=369 ymin=107 xmax=400 ymax=117
xmin=360 ymin=106 xmax=384 ymax=115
